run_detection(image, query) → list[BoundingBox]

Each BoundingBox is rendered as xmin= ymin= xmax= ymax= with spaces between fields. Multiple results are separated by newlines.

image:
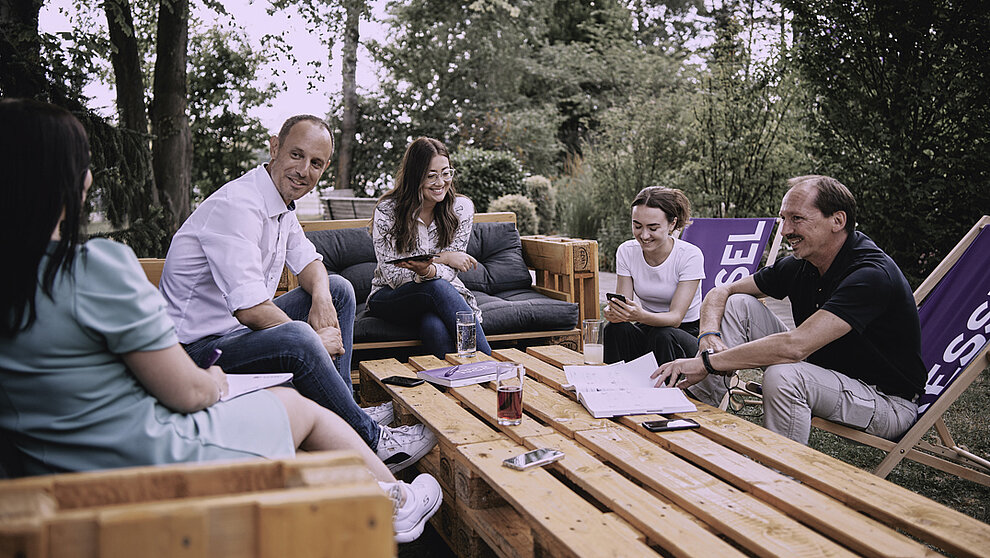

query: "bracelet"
xmin=700 ymin=350 xmax=724 ymax=376
xmin=417 ymin=263 xmax=435 ymax=279
xmin=698 ymin=331 xmax=722 ymax=341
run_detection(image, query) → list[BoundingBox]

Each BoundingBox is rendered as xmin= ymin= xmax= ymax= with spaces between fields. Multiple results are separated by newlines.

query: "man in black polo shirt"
xmin=653 ymin=175 xmax=925 ymax=444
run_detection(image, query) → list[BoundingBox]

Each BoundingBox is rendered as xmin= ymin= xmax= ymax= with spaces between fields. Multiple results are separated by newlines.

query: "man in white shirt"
xmin=160 ymin=115 xmax=436 ymax=472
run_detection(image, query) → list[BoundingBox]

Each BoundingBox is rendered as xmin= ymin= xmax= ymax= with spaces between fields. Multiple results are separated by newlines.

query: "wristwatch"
xmin=700 ymin=350 xmax=724 ymax=376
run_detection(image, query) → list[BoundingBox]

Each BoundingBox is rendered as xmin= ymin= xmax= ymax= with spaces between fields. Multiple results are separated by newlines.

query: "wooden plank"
xmin=0 ymin=452 xmax=368 ymax=513
xmin=98 ymin=506 xmax=207 ymax=558
xmin=138 ymin=259 xmax=165 ymax=287
xmin=688 ymin=404 xmax=990 ymax=558
xmin=523 ymin=433 xmax=745 ymax=558
xmin=493 ymin=348 xmax=570 ymax=392
xmin=617 ymin=417 xmax=936 ymax=558
xmin=458 ymin=439 xmax=658 ymax=558
xmin=525 ymin=344 xmax=583 ymax=369
xmin=360 ymin=359 xmax=503 ymax=447
xmin=255 ymin=485 xmax=394 ymax=558
xmin=576 ymin=427 xmax=857 ymax=557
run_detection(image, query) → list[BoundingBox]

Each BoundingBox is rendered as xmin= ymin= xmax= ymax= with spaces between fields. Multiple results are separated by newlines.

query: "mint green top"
xmin=0 ymin=239 xmax=293 ymax=476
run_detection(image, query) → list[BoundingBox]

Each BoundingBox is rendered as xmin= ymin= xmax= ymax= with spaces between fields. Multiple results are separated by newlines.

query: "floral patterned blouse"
xmin=369 ymin=195 xmax=481 ymax=318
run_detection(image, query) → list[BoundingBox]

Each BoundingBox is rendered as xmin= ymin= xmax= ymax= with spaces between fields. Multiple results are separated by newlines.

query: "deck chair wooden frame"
xmin=811 ymin=216 xmax=990 ymax=486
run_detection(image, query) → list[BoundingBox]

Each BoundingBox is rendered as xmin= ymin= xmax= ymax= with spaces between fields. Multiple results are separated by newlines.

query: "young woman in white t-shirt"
xmin=603 ymin=186 xmax=705 ymax=366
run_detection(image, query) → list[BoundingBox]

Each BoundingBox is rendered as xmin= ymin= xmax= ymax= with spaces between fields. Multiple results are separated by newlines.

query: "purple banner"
xmin=916 ymin=226 xmax=990 ymax=416
xmin=680 ymin=218 xmax=777 ymax=296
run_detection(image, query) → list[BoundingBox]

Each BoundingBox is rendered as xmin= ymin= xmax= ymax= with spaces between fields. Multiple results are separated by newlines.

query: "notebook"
xmin=417 ymin=361 xmax=500 ymax=387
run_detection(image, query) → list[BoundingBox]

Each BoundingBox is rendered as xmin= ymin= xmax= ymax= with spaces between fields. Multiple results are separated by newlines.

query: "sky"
xmin=39 ymin=0 xmax=389 ymax=133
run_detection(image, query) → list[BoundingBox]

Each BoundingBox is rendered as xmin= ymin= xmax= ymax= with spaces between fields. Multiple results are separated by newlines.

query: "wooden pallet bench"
xmin=0 ymin=451 xmax=393 ymax=558
xmin=358 ymin=347 xmax=990 ymax=558
xmin=139 ymin=212 xmax=598 ymax=379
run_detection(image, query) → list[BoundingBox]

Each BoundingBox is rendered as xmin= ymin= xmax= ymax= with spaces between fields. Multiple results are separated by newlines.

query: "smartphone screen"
xmin=502 ymin=448 xmax=564 ymax=470
xmin=642 ymin=418 xmax=700 ymax=432
xmin=606 ymin=292 xmax=626 ymax=303
xmin=382 ymin=375 xmax=425 ymax=387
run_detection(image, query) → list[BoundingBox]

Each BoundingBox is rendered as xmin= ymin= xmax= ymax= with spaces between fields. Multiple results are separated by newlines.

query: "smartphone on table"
xmin=642 ymin=418 xmax=700 ymax=432
xmin=502 ymin=448 xmax=565 ymax=470
xmin=605 ymin=292 xmax=626 ymax=303
xmin=382 ymin=375 xmax=425 ymax=387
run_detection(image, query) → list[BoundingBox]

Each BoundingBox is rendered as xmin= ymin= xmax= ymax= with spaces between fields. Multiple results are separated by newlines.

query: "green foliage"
xmin=681 ymin=3 xmax=812 ymax=219
xmin=187 ymin=25 xmax=274 ymax=199
xmin=489 ymin=194 xmax=539 ymax=236
xmin=784 ymin=0 xmax=990 ymax=285
xmin=449 ymin=147 xmax=525 ymax=212
xmin=523 ymin=175 xmax=556 ymax=233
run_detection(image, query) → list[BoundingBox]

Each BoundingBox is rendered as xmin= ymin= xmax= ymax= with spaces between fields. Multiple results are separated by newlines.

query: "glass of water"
xmin=583 ymin=319 xmax=604 ymax=364
xmin=456 ymin=311 xmax=477 ymax=358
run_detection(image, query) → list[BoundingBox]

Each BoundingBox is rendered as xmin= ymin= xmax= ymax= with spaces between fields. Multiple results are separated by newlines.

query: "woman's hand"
xmin=606 ymin=297 xmax=643 ymax=323
xmin=206 ymin=365 xmax=229 ymax=402
xmin=437 ymin=251 xmax=477 ymax=272
xmin=396 ymin=258 xmax=435 ymax=277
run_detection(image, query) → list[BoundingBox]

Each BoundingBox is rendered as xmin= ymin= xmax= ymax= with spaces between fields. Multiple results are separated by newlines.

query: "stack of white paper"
xmin=563 ymin=353 xmax=696 ymax=418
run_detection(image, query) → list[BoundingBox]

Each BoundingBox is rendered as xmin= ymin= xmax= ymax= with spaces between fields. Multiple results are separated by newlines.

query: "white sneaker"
xmin=364 ymin=402 xmax=394 ymax=426
xmin=380 ymin=474 xmax=443 ymax=543
xmin=375 ymin=424 xmax=437 ymax=473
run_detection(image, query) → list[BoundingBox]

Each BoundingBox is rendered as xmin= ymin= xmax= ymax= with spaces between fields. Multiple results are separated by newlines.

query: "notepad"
xmin=416 ymin=361 xmax=500 ymax=387
xmin=221 ymin=373 xmax=294 ymax=402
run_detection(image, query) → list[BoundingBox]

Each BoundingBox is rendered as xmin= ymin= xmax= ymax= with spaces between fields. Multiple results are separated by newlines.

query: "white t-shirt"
xmin=615 ymin=238 xmax=705 ymax=322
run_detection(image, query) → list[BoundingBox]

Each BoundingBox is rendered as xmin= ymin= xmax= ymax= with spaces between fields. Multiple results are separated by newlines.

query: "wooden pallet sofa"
xmin=0 ymin=451 xmax=394 ymax=558
xmin=139 ymin=212 xmax=599 ymax=370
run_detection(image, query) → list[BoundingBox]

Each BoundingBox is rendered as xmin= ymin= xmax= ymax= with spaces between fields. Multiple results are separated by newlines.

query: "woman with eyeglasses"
xmin=367 ymin=137 xmax=492 ymax=358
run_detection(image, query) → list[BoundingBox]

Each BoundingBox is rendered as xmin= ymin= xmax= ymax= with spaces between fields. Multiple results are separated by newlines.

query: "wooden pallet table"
xmin=0 ymin=451 xmax=393 ymax=558
xmin=359 ymin=346 xmax=990 ymax=558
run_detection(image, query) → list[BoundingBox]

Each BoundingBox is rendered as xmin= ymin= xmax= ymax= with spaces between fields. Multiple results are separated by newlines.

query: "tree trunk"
xmin=104 ymin=0 xmax=149 ymax=134
xmin=0 ymin=0 xmax=45 ymax=98
xmin=151 ymin=0 xmax=192 ymax=230
xmin=336 ymin=0 xmax=361 ymax=192
xmin=104 ymin=0 xmax=160 ymax=206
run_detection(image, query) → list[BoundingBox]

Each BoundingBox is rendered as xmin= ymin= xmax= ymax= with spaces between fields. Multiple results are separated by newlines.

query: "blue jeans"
xmin=367 ymin=279 xmax=492 ymax=359
xmin=184 ymin=274 xmax=379 ymax=449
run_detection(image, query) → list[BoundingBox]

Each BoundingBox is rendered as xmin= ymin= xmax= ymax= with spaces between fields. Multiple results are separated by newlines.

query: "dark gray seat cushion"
xmin=305 ymin=221 xmax=579 ymax=343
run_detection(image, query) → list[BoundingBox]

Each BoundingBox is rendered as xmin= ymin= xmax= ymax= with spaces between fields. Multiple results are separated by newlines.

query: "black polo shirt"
xmin=753 ymin=231 xmax=925 ymax=400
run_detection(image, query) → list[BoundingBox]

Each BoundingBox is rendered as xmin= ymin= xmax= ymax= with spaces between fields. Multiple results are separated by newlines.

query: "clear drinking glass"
xmin=583 ymin=319 xmax=604 ymax=364
xmin=496 ymin=362 xmax=525 ymax=426
xmin=456 ymin=311 xmax=477 ymax=358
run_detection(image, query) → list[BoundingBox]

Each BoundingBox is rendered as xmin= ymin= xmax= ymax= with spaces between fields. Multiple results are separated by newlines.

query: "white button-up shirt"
xmin=160 ymin=165 xmax=321 ymax=343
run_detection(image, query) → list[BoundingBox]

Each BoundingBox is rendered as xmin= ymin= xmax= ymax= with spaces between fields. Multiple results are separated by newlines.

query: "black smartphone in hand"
xmin=382 ymin=375 xmax=425 ymax=387
xmin=642 ymin=418 xmax=700 ymax=432
xmin=606 ymin=292 xmax=626 ymax=303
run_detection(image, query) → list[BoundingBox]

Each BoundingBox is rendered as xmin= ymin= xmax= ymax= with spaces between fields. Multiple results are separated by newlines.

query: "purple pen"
xmin=203 ymin=348 xmax=223 ymax=369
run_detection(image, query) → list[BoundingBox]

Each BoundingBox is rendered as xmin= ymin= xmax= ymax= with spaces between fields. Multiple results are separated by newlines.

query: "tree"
xmin=785 ymin=0 xmax=990 ymax=284
xmin=187 ymin=25 xmax=274 ymax=199
xmin=0 ymin=0 xmax=46 ymax=99
xmin=151 ymin=0 xmax=192 ymax=228
xmin=684 ymin=1 xmax=811 ymax=218
xmin=336 ymin=0 xmax=362 ymax=191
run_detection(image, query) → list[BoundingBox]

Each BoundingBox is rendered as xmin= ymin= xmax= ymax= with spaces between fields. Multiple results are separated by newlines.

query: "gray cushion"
xmin=305 ymin=221 xmax=578 ymax=341
xmin=460 ymin=222 xmax=533 ymax=294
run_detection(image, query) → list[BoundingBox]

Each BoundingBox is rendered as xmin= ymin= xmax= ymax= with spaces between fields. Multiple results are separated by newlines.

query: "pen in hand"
xmin=203 ymin=348 xmax=223 ymax=369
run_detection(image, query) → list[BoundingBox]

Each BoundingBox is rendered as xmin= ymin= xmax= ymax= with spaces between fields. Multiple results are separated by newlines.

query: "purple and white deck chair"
xmin=679 ymin=218 xmax=782 ymax=297
xmin=679 ymin=218 xmax=783 ymax=410
xmin=812 ymin=216 xmax=990 ymax=486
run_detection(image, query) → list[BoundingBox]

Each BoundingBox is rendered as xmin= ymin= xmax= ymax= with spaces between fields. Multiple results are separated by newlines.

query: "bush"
xmin=523 ymin=175 xmax=556 ymax=234
xmin=489 ymin=194 xmax=539 ymax=236
xmin=450 ymin=147 xmax=525 ymax=212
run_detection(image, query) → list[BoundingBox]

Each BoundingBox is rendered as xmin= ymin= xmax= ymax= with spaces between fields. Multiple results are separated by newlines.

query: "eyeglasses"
xmin=425 ymin=169 xmax=455 ymax=185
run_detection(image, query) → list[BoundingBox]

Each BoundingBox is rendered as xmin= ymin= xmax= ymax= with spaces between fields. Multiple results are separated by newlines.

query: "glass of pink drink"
xmin=496 ymin=362 xmax=525 ymax=426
